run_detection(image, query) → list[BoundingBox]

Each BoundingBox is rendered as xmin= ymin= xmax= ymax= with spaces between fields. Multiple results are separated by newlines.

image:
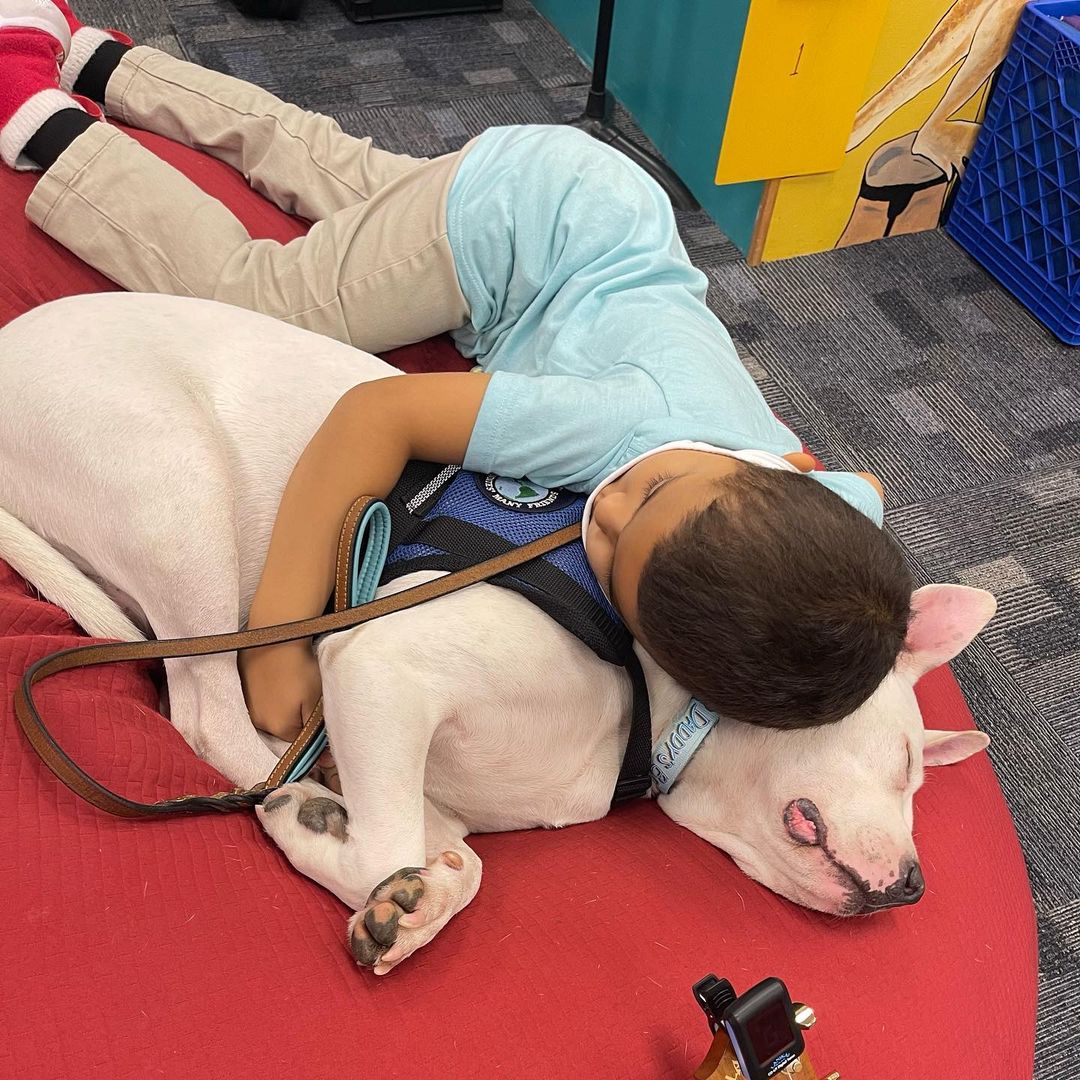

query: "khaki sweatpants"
xmin=25 ymin=46 xmax=471 ymax=353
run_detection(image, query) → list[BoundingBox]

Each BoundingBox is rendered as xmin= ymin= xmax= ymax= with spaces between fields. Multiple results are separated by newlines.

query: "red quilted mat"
xmin=0 ymin=126 xmax=1036 ymax=1079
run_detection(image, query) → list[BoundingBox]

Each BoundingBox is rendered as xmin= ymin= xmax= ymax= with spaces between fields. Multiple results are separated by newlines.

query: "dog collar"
xmin=651 ymin=698 xmax=720 ymax=794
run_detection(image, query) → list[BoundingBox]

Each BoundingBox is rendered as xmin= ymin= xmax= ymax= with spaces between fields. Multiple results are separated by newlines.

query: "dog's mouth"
xmin=775 ymin=801 xmax=925 ymax=915
xmin=838 ymin=858 xmax=926 ymax=914
xmin=805 ymin=854 xmax=926 ymax=916
xmin=681 ymin=816 xmax=923 ymax=917
xmin=736 ymin=846 xmax=925 ymax=917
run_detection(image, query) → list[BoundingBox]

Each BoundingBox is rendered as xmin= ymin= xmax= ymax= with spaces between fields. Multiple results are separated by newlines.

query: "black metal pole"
xmin=585 ymin=0 xmax=615 ymax=119
xmin=568 ymin=0 xmax=699 ymax=211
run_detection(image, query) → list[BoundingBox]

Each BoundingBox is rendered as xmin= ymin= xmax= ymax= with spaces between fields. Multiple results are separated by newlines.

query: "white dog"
xmin=0 ymin=293 xmax=996 ymax=973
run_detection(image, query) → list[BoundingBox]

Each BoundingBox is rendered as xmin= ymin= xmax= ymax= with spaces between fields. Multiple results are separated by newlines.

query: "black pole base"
xmin=230 ymin=0 xmax=305 ymax=19
xmin=568 ymin=96 xmax=700 ymax=212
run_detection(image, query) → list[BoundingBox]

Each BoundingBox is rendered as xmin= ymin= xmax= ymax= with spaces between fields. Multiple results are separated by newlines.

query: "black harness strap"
xmin=380 ymin=462 xmax=653 ymax=804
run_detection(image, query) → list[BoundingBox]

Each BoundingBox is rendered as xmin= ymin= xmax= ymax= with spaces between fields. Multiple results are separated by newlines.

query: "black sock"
xmin=72 ymin=38 xmax=131 ymax=103
xmin=23 ymin=108 xmax=98 ymax=170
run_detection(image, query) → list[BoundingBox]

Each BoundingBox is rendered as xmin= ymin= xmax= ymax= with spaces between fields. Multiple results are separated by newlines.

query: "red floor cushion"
xmin=0 ymin=126 xmax=1036 ymax=1079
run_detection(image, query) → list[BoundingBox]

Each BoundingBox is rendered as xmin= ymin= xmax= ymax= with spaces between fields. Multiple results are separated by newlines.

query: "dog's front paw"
xmin=349 ymin=851 xmax=475 ymax=975
xmin=255 ymin=781 xmax=365 ymax=904
xmin=258 ymin=780 xmax=345 ymax=837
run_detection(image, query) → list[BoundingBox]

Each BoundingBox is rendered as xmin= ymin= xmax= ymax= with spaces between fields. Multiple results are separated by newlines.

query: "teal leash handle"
xmin=281 ymin=500 xmax=392 ymax=784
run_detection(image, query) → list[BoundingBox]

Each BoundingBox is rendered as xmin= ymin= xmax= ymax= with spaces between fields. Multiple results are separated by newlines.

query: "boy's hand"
xmin=858 ymin=471 xmax=885 ymax=500
xmin=239 ymin=642 xmax=322 ymax=742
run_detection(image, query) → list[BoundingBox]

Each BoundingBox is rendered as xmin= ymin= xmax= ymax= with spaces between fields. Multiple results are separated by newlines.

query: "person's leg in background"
xmin=61 ymin=10 xmax=426 ymax=224
xmin=0 ymin=0 xmax=471 ymax=353
xmin=0 ymin=1 xmax=103 ymax=171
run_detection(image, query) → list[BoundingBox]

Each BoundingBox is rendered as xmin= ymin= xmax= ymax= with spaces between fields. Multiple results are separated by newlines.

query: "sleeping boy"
xmin=0 ymin=0 xmax=913 ymax=740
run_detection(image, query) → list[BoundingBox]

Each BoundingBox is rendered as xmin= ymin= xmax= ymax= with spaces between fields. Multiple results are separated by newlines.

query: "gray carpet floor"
xmin=72 ymin=0 xmax=1078 ymax=1073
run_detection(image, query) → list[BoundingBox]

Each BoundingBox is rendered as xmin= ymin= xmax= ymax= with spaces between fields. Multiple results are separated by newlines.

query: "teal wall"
xmin=531 ymin=0 xmax=763 ymax=254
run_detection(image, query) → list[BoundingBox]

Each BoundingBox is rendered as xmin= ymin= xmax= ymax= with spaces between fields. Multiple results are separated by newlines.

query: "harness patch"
xmin=480 ymin=474 xmax=575 ymax=513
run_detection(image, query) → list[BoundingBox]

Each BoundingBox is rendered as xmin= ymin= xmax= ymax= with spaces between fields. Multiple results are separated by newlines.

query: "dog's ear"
xmin=923 ymin=728 xmax=990 ymax=767
xmin=898 ymin=584 xmax=997 ymax=682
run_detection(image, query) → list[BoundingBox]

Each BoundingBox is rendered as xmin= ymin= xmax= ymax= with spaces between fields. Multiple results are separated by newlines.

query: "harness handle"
xmin=13 ymin=496 xmax=580 ymax=818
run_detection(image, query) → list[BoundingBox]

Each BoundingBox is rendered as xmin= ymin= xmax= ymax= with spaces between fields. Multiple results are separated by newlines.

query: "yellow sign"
xmin=716 ymin=0 xmax=891 ymax=185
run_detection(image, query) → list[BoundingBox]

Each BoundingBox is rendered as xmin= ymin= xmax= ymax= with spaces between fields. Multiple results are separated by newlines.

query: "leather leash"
xmin=13 ymin=496 xmax=581 ymax=819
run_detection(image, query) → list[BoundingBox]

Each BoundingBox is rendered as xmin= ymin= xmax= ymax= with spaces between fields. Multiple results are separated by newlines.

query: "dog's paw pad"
xmin=297 ymin=796 xmax=348 ymax=840
xmin=371 ymin=866 xmax=425 ymax=913
xmin=349 ymin=929 xmax=385 ymax=967
xmin=350 ymin=868 xmax=424 ymax=967
xmin=349 ymin=856 xmax=474 ymax=973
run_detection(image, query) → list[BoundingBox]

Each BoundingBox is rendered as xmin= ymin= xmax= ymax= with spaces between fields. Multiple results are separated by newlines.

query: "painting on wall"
xmin=757 ymin=0 xmax=1028 ymax=262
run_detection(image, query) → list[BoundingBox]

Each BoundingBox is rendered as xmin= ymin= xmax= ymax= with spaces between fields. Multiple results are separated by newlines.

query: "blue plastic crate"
xmin=947 ymin=1 xmax=1080 ymax=343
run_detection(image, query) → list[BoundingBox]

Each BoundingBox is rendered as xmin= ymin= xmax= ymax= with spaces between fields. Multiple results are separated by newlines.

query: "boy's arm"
xmin=241 ymin=371 xmax=490 ymax=740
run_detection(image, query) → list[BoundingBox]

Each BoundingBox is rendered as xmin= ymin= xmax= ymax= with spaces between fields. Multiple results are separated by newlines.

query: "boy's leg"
xmin=26 ymin=121 xmax=470 ymax=352
xmin=95 ymin=45 xmax=426 ymax=223
xmin=2 ymin=9 xmax=470 ymax=351
xmin=46 ymin=0 xmax=420 ymax=223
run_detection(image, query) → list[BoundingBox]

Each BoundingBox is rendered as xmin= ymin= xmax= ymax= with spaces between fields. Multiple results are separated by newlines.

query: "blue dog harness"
xmin=375 ymin=461 xmax=654 ymax=805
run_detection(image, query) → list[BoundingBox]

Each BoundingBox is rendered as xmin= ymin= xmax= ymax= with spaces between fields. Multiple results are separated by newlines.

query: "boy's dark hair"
xmin=636 ymin=467 xmax=912 ymax=729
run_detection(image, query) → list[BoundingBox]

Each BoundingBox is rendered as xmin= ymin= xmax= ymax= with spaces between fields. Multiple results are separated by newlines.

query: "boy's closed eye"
xmin=585 ymin=449 xmax=746 ymax=633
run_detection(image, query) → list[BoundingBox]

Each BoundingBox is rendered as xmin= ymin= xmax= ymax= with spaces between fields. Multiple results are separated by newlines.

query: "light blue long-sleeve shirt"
xmin=447 ymin=126 xmax=881 ymax=525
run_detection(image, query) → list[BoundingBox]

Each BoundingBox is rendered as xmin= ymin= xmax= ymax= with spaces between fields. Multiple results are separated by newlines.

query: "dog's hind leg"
xmin=137 ymin=505 xmax=283 ymax=792
xmin=163 ymin=654 xmax=281 ymax=789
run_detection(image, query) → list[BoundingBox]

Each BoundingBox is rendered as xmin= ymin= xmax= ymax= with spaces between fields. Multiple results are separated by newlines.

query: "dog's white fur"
xmin=0 ymin=294 xmax=996 ymax=972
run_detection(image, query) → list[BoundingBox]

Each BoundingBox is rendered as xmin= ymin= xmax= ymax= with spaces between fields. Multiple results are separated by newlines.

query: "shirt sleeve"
xmin=463 ymin=368 xmax=666 ymax=492
xmin=810 ymin=471 xmax=884 ymax=526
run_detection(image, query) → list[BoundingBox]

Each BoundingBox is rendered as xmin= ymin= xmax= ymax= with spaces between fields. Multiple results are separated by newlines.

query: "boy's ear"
xmin=898 ymin=584 xmax=997 ymax=682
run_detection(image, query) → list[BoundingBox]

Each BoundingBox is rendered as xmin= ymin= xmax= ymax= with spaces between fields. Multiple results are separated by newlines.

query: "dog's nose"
xmin=901 ymin=860 xmax=925 ymax=902
xmin=858 ymin=858 xmax=925 ymax=912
